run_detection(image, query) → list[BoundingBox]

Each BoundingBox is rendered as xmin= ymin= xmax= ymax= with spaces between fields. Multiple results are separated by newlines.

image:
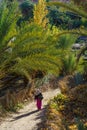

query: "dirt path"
xmin=0 ymin=88 xmax=60 ymax=130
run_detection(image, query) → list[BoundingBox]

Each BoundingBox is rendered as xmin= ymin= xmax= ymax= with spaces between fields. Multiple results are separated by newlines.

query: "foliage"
xmin=60 ymin=54 xmax=76 ymax=75
xmin=0 ymin=1 xmax=62 ymax=83
xmin=35 ymin=74 xmax=51 ymax=88
xmin=47 ymin=1 xmax=87 ymax=75
xmin=11 ymin=102 xmax=23 ymax=112
xmin=76 ymin=118 xmax=87 ymax=130
xmin=72 ymin=0 xmax=87 ymax=12
xmin=9 ymin=23 xmax=62 ymax=80
xmin=81 ymin=18 xmax=87 ymax=28
xmin=42 ymin=90 xmax=87 ymax=130
xmin=47 ymin=1 xmax=87 ymax=19
xmin=0 ymin=0 xmax=87 ymax=115
xmin=0 ymin=1 xmax=18 ymax=50
xmin=55 ymin=34 xmax=77 ymax=75
xmin=47 ymin=5 xmax=65 ymax=27
xmin=34 ymin=0 xmax=49 ymax=28
xmin=53 ymin=94 xmax=69 ymax=111
xmin=18 ymin=0 xmax=34 ymax=25
xmin=0 ymin=0 xmax=19 ymax=76
xmin=47 ymin=5 xmax=82 ymax=29
xmin=69 ymin=84 xmax=87 ymax=103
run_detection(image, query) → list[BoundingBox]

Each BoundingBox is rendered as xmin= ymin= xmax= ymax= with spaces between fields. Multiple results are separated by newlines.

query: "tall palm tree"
xmin=0 ymin=1 xmax=18 ymax=76
xmin=9 ymin=23 xmax=62 ymax=93
xmin=0 ymin=1 xmax=62 ymax=95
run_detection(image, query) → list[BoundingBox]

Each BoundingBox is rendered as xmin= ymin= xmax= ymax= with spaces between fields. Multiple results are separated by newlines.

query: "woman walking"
xmin=34 ymin=89 xmax=43 ymax=110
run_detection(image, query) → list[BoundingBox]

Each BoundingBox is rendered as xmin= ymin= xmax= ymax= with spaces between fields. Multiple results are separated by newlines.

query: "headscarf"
xmin=35 ymin=89 xmax=41 ymax=95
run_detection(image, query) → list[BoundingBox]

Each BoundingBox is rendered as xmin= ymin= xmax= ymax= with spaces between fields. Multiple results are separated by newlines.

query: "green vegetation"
xmin=17 ymin=0 xmax=34 ymax=25
xmin=0 ymin=1 xmax=87 ymax=128
xmin=41 ymin=83 xmax=87 ymax=130
xmin=34 ymin=0 xmax=48 ymax=27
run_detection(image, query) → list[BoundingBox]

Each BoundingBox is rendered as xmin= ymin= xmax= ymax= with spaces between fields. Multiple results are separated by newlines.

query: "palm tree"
xmin=47 ymin=1 xmax=87 ymax=62
xmin=9 ymin=23 xmax=62 ymax=93
xmin=0 ymin=1 xmax=64 ymax=109
xmin=55 ymin=34 xmax=77 ymax=75
xmin=0 ymin=1 xmax=18 ymax=77
xmin=0 ymin=1 xmax=62 ymax=107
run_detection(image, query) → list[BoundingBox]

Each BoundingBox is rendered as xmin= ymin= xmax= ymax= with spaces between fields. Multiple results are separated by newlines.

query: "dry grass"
xmin=39 ymin=76 xmax=87 ymax=130
xmin=68 ymin=84 xmax=87 ymax=103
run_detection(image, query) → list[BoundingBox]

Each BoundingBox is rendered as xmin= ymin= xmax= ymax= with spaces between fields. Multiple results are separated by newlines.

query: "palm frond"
xmin=0 ymin=1 xmax=18 ymax=52
xmin=47 ymin=2 xmax=87 ymax=19
xmin=56 ymin=34 xmax=77 ymax=50
xmin=8 ymin=23 xmax=62 ymax=78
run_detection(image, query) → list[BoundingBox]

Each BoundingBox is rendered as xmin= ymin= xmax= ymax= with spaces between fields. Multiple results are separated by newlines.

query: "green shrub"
xmin=75 ymin=118 xmax=87 ymax=130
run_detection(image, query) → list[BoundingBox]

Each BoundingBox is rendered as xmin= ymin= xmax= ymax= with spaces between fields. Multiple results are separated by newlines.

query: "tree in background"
xmin=47 ymin=1 xmax=87 ymax=78
xmin=16 ymin=0 xmax=34 ymax=26
xmin=47 ymin=5 xmax=82 ymax=30
xmin=19 ymin=0 xmax=34 ymax=23
xmin=33 ymin=0 xmax=48 ymax=28
xmin=47 ymin=6 xmax=65 ymax=28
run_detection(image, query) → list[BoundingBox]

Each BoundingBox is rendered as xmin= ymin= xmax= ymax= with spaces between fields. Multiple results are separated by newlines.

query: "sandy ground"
xmin=0 ymin=88 xmax=60 ymax=130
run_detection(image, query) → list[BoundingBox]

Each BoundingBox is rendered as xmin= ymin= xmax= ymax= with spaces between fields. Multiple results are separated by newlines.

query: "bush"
xmin=69 ymin=84 xmax=87 ymax=103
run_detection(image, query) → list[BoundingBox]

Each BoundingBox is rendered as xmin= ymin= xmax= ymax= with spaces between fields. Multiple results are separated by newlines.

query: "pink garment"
xmin=36 ymin=99 xmax=42 ymax=110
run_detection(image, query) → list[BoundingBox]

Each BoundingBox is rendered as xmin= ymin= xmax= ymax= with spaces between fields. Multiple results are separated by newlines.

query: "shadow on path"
xmin=34 ymin=107 xmax=47 ymax=130
xmin=11 ymin=110 xmax=39 ymax=121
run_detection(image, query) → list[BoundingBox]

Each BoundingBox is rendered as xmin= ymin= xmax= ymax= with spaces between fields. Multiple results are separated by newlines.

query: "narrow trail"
xmin=0 ymin=88 xmax=60 ymax=130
